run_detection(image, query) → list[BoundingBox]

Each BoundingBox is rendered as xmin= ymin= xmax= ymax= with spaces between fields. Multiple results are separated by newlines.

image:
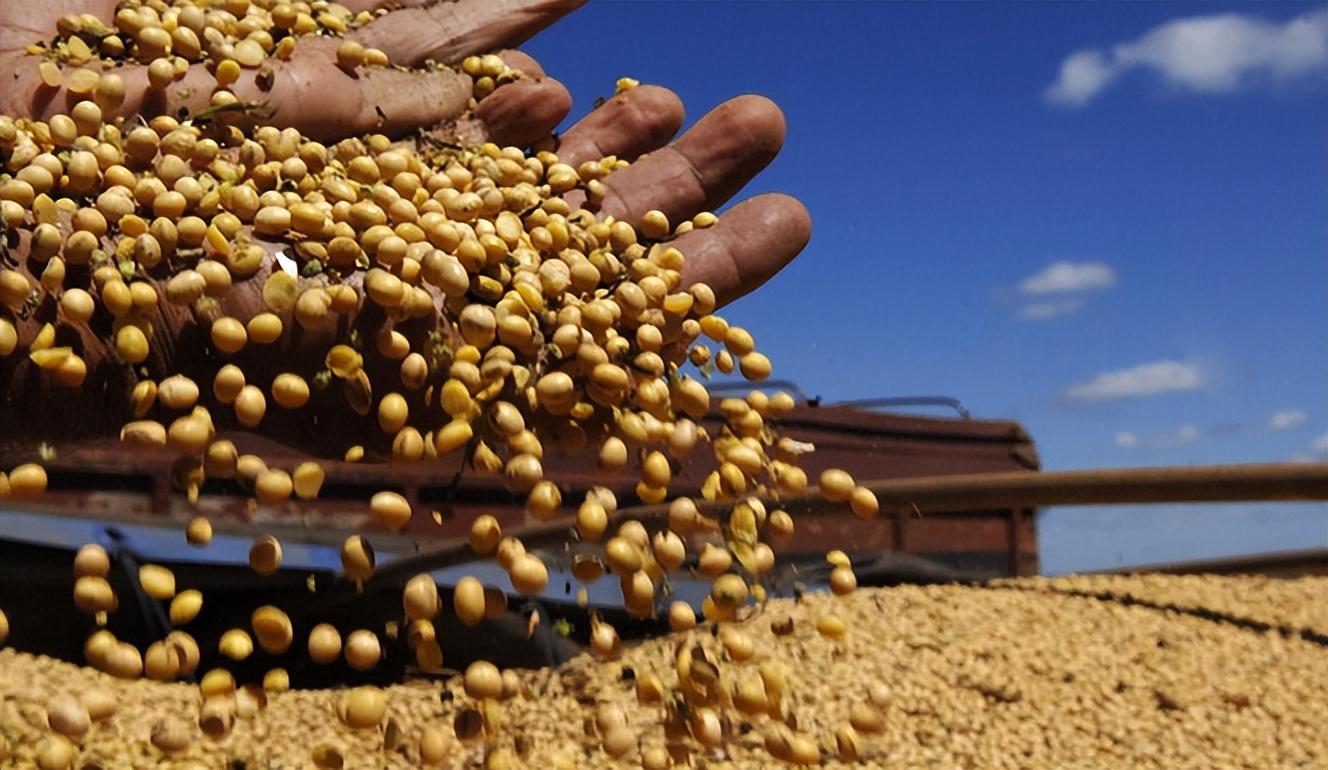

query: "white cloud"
xmin=1315 ymin=433 xmax=1328 ymax=454
xmin=1017 ymin=298 xmax=1085 ymax=321
xmin=1045 ymin=50 xmax=1121 ymax=107
xmin=1269 ymin=410 xmax=1308 ymax=430
xmin=1019 ymin=261 xmax=1117 ymax=294
xmin=1116 ymin=424 xmax=1202 ymax=449
xmin=1064 ymin=360 xmax=1202 ymax=401
xmin=1044 ymin=8 xmax=1328 ymax=107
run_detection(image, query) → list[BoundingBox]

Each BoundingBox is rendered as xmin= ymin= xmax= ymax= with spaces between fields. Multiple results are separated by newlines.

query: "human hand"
xmin=0 ymin=0 xmax=809 ymax=454
xmin=0 ymin=0 xmax=808 ymax=305
xmin=0 ymin=0 xmax=578 ymax=447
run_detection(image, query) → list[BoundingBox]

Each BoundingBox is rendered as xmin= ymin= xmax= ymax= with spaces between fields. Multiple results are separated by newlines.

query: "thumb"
xmin=350 ymin=0 xmax=586 ymax=68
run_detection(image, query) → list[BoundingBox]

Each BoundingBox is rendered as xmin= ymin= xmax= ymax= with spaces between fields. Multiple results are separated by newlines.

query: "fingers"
xmin=11 ymin=51 xmax=561 ymax=147
xmin=2 ymin=3 xmax=568 ymax=143
xmin=556 ymin=85 xmax=685 ymax=167
xmin=595 ymin=95 xmax=786 ymax=229
xmin=672 ymin=193 xmax=811 ymax=308
xmin=349 ymin=0 xmax=585 ymax=68
xmin=553 ymin=93 xmax=800 ymax=307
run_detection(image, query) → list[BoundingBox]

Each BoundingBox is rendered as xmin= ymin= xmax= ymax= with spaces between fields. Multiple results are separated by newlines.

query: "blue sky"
xmin=528 ymin=2 xmax=1328 ymax=573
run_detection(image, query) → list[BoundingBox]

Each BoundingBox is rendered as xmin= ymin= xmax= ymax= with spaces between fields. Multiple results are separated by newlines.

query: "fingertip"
xmin=496 ymin=50 xmax=544 ymax=78
xmin=477 ymin=76 xmax=572 ymax=148
xmin=718 ymin=94 xmax=786 ymax=158
xmin=721 ymin=194 xmax=809 ymax=305
xmin=557 ymin=83 xmax=685 ymax=166
xmin=753 ymin=192 xmax=811 ymax=252
xmin=674 ymin=193 xmax=812 ymax=307
xmin=626 ymin=85 xmax=686 ymax=146
xmin=629 ymin=85 xmax=686 ymax=129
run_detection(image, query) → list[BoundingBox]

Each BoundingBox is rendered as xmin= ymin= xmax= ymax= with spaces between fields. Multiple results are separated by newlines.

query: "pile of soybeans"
xmin=1 ymin=577 xmax=1325 ymax=769
xmin=2 ymin=2 xmax=1324 ymax=769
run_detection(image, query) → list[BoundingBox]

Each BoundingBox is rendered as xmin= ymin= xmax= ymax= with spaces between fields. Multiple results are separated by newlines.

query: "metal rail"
xmin=856 ymin=463 xmax=1328 ymax=513
xmin=1088 ymin=547 xmax=1328 ymax=577
xmin=375 ymin=463 xmax=1328 ymax=582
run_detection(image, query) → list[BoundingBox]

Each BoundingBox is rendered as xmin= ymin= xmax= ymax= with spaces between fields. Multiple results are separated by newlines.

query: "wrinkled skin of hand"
xmin=0 ymin=0 xmax=581 ymax=141
xmin=0 ymin=0 xmax=810 ymax=452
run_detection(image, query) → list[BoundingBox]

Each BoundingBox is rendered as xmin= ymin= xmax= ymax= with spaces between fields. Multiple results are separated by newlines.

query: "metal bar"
xmin=1086 ymin=547 xmax=1328 ymax=577
xmin=375 ymin=463 xmax=1328 ymax=582
xmin=858 ymin=463 xmax=1328 ymax=513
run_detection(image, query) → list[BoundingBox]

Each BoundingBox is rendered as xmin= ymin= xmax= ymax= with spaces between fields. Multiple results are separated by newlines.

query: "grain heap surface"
xmin=1007 ymin=573 xmax=1328 ymax=639
xmin=2 ymin=576 xmax=1325 ymax=770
